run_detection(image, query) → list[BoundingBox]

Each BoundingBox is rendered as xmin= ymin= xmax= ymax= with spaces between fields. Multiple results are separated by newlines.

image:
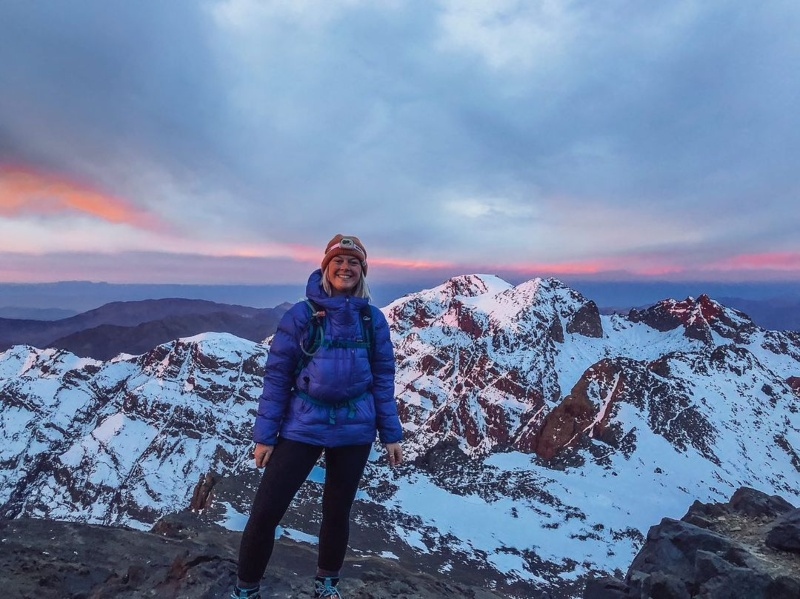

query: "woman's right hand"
xmin=254 ymin=443 xmax=274 ymax=468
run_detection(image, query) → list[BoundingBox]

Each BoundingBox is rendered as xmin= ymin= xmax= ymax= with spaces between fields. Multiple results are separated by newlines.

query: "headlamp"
xmin=328 ymin=237 xmax=366 ymax=257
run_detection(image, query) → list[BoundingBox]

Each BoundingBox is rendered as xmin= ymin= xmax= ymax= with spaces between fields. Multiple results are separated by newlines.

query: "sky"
xmin=1 ymin=0 xmax=800 ymax=289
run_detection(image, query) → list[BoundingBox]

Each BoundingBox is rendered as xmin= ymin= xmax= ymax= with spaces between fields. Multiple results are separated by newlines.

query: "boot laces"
xmin=314 ymin=577 xmax=342 ymax=598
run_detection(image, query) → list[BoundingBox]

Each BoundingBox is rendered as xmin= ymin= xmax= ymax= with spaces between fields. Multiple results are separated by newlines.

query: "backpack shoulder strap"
xmin=298 ymin=299 xmax=325 ymax=365
xmin=359 ymin=304 xmax=376 ymax=359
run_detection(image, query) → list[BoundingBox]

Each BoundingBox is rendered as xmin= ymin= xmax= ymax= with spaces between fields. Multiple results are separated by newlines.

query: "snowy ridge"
xmin=1 ymin=275 xmax=799 ymax=598
xmin=1 ymin=334 xmax=267 ymax=527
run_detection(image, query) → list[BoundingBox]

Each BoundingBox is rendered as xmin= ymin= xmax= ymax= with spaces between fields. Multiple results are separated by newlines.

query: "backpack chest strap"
xmin=295 ymin=390 xmax=368 ymax=424
xmin=321 ymin=339 xmax=371 ymax=349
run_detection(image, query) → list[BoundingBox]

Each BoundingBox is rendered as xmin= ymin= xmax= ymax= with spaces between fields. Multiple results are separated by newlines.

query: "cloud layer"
xmin=1 ymin=0 xmax=799 ymax=284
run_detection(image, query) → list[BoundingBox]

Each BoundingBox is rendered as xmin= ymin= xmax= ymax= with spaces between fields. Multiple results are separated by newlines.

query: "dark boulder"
xmin=583 ymin=487 xmax=800 ymax=599
xmin=766 ymin=508 xmax=800 ymax=553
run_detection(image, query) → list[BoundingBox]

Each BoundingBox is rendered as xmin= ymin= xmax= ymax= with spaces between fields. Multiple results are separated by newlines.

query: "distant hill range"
xmin=717 ymin=296 xmax=800 ymax=332
xmin=0 ymin=298 xmax=290 ymax=360
xmin=0 ymin=307 xmax=79 ymax=320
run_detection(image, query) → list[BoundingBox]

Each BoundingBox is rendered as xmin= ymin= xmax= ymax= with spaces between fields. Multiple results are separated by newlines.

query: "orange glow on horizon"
xmin=0 ymin=163 xmax=162 ymax=230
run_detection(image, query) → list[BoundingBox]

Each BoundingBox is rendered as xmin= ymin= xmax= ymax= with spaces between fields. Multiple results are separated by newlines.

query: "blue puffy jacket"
xmin=253 ymin=269 xmax=403 ymax=447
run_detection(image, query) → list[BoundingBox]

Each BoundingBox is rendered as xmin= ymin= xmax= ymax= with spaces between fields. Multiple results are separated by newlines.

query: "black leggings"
xmin=236 ymin=438 xmax=372 ymax=584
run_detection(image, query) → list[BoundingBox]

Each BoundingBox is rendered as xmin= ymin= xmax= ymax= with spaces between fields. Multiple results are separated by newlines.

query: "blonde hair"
xmin=322 ymin=271 xmax=371 ymax=300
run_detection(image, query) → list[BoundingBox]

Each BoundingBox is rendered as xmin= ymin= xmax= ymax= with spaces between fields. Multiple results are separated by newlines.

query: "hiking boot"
xmin=313 ymin=575 xmax=342 ymax=598
xmin=230 ymin=585 xmax=261 ymax=599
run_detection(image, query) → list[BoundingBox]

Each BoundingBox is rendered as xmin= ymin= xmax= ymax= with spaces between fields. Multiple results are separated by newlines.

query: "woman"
xmin=232 ymin=234 xmax=404 ymax=599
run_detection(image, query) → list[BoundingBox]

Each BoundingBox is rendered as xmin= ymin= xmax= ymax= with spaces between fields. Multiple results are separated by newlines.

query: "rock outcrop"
xmin=584 ymin=487 xmax=800 ymax=599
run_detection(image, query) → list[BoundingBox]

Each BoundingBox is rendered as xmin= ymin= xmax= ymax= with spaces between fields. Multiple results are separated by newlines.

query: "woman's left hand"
xmin=384 ymin=442 xmax=403 ymax=467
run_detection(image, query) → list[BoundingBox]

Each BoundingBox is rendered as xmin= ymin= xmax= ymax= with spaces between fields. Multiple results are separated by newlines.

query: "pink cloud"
xmin=371 ymin=256 xmax=455 ymax=270
xmin=712 ymin=252 xmax=800 ymax=271
xmin=0 ymin=163 xmax=163 ymax=230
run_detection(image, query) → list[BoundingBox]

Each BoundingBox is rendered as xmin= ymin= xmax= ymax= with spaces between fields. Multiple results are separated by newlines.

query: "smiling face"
xmin=325 ymin=255 xmax=363 ymax=296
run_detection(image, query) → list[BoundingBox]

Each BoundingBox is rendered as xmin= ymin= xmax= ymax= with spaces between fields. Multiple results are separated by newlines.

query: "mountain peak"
xmin=629 ymin=293 xmax=757 ymax=343
xmin=440 ymin=273 xmax=509 ymax=298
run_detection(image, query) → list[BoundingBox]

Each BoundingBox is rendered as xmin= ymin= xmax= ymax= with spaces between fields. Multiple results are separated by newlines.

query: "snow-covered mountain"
xmin=2 ymin=275 xmax=799 ymax=598
xmin=0 ymin=335 xmax=266 ymax=526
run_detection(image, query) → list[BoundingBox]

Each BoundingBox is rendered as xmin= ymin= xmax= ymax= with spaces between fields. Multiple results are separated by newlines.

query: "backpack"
xmin=293 ymin=299 xmax=376 ymax=422
xmin=296 ymin=298 xmax=375 ymax=373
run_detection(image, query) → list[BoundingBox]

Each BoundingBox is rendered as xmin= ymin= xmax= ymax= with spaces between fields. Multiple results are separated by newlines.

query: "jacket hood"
xmin=305 ymin=269 xmax=369 ymax=310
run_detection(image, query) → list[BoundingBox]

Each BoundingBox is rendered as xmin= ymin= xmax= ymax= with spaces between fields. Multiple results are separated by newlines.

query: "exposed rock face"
xmin=566 ymin=300 xmax=603 ymax=338
xmin=529 ymin=354 xmax=724 ymax=462
xmin=788 ymin=375 xmax=800 ymax=396
xmin=584 ymin=487 xmax=800 ymax=599
xmin=189 ymin=472 xmax=217 ymax=511
xmin=531 ymin=370 xmax=598 ymax=460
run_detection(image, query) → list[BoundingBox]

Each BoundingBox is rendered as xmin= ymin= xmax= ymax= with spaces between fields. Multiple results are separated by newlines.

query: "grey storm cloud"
xmin=0 ymin=1 xmax=225 ymax=172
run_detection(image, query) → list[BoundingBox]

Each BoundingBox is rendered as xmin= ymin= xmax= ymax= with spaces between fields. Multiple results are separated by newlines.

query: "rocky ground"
xmin=0 ymin=511 xmax=516 ymax=599
xmin=4 ymin=487 xmax=798 ymax=599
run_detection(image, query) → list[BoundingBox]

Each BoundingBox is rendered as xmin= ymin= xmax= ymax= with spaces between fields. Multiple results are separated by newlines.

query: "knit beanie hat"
xmin=321 ymin=234 xmax=368 ymax=275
